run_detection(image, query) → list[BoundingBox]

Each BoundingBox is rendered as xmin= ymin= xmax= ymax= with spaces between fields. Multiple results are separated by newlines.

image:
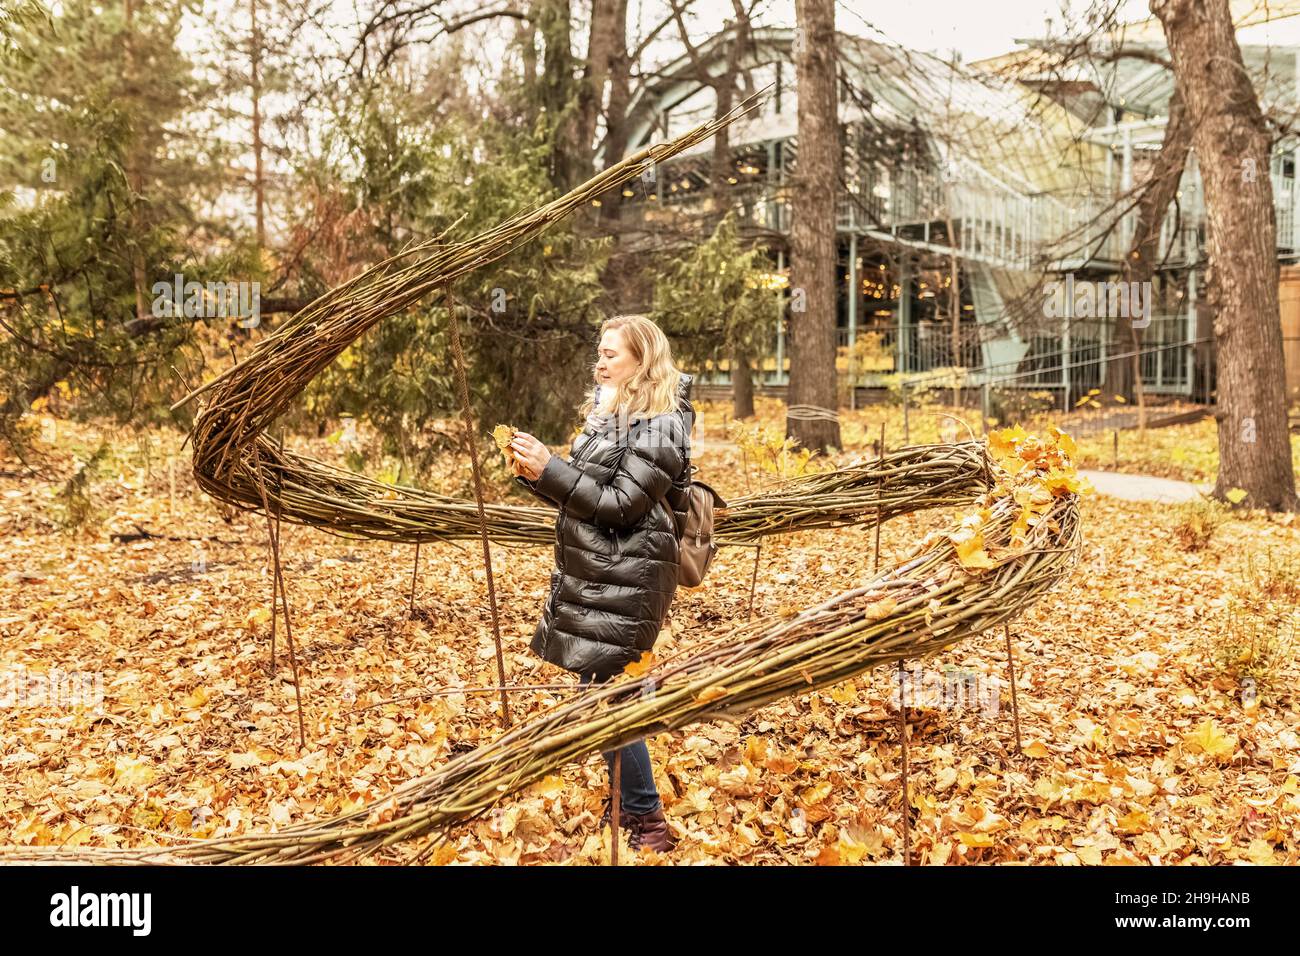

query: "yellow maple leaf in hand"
xmin=491 ymin=424 xmax=516 ymax=452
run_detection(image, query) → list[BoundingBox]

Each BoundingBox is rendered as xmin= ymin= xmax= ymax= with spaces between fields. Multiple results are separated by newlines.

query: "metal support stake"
xmin=898 ymin=659 xmax=911 ymax=865
xmin=873 ymin=423 xmax=885 ymax=573
xmin=1004 ymin=625 xmax=1022 ymax=754
xmin=446 ymin=287 xmax=511 ymax=730
xmin=409 ymin=538 xmax=421 ymax=616
xmin=611 ymin=749 xmax=622 ymax=866
xmin=902 ymin=385 xmax=910 ymax=445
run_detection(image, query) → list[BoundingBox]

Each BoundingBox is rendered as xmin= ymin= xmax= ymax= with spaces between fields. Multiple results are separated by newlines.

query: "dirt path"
xmin=1080 ymin=469 xmax=1209 ymax=503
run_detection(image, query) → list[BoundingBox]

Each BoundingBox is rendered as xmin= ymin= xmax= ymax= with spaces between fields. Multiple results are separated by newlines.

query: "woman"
xmin=508 ymin=314 xmax=694 ymax=853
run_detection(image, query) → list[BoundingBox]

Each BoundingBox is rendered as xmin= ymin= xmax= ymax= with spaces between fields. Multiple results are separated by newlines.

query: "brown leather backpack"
xmin=674 ymin=465 xmax=726 ymax=588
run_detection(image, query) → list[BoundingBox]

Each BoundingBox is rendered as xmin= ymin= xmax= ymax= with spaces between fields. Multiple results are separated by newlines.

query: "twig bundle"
xmin=173 ymin=439 xmax=991 ymax=547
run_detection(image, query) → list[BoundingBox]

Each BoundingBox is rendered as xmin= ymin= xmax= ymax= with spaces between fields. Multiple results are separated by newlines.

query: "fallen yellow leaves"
xmin=1116 ymin=810 xmax=1152 ymax=835
xmin=245 ymin=606 xmax=272 ymax=629
xmin=676 ymin=786 xmax=714 ymax=815
xmin=228 ymin=746 xmax=281 ymax=770
xmin=112 ymin=756 xmax=157 ymax=789
xmin=623 ymin=651 xmax=656 ymax=678
xmin=987 ymin=424 xmax=1091 ymax=501
xmin=1182 ymin=719 xmax=1238 ymax=761
xmin=1074 ymin=845 xmax=1104 ymax=865
xmin=717 ymin=764 xmax=754 ymax=795
xmin=1044 ymin=468 xmax=1094 ymax=497
xmin=529 ymin=775 xmax=565 ymax=800
xmin=429 ymin=843 xmax=460 ymax=865
xmin=694 ymin=685 xmax=730 ymax=704
xmin=800 ymin=781 xmax=833 ymax=806
xmin=1246 ymin=839 xmax=1278 ymax=865
xmin=7 ymin=412 xmax=1300 ymax=868
xmin=816 ymin=829 xmax=873 ymax=864
xmin=828 ymin=680 xmax=857 ymax=704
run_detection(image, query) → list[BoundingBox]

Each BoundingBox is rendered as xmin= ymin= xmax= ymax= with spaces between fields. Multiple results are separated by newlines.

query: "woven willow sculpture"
xmin=0 ymin=104 xmax=1083 ymax=863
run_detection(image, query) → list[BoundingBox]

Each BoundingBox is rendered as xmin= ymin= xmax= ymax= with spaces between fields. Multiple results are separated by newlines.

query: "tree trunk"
xmin=709 ymin=17 xmax=754 ymax=418
xmin=123 ymin=0 xmax=148 ymax=325
xmin=1109 ymin=86 xmax=1191 ymax=422
xmin=573 ymin=0 xmax=623 ymax=188
xmin=535 ymin=0 xmax=579 ymax=190
xmin=1154 ymin=0 xmax=1297 ymax=511
xmin=250 ymin=0 xmax=266 ymax=253
xmin=597 ymin=12 xmax=631 ymax=226
xmin=786 ymin=0 xmax=841 ymax=453
xmin=519 ymin=15 xmax=537 ymax=96
xmin=731 ymin=347 xmax=755 ymax=418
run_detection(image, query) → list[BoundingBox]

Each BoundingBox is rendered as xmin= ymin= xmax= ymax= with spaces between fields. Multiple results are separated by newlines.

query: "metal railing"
xmin=836 ymin=322 xmax=985 ymax=374
xmin=830 ymin=314 xmax=1199 ymax=392
xmin=853 ymin=334 xmax=1214 ymax=409
xmin=725 ymin=321 xmax=1211 ymax=409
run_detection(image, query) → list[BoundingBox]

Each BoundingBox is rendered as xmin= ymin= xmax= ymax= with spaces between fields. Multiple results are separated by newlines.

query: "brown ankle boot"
xmin=625 ymin=806 xmax=675 ymax=853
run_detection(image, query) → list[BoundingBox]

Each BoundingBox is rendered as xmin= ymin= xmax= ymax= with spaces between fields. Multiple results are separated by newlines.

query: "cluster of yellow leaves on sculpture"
xmin=942 ymin=426 xmax=1094 ymax=572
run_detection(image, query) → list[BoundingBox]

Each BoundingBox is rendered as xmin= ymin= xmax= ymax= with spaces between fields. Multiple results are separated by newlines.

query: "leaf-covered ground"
xmin=2 ymin=400 xmax=1298 ymax=865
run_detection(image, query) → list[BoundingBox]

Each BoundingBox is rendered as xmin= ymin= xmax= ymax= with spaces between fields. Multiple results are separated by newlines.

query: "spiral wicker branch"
xmin=0 ymin=100 xmax=1083 ymax=863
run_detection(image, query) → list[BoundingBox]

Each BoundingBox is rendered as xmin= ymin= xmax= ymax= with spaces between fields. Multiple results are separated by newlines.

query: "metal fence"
xmin=710 ymin=316 xmax=1211 ymax=411
xmin=836 ymin=323 xmax=985 ymax=374
xmin=830 ymin=315 xmax=1202 ymax=394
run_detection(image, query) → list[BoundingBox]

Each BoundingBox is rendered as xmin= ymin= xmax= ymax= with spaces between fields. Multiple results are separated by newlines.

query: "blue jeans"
xmin=579 ymin=672 xmax=662 ymax=815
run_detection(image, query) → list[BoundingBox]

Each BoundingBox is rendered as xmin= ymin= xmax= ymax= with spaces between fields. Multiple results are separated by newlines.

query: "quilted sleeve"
xmin=533 ymin=412 xmax=686 ymax=530
xmin=514 ymin=473 xmax=559 ymax=508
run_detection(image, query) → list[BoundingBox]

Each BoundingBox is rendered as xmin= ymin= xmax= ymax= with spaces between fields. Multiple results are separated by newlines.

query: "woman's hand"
xmin=509 ymin=432 xmax=552 ymax=482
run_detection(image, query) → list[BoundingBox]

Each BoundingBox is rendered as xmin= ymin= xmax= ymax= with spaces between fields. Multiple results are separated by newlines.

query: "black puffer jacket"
xmin=515 ymin=374 xmax=695 ymax=680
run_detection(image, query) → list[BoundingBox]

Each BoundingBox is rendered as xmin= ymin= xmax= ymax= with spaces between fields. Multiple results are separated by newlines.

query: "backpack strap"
xmin=690 ymin=478 xmax=727 ymax=510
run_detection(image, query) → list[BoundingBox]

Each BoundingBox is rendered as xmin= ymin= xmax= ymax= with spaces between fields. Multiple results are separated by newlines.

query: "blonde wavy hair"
xmin=578 ymin=314 xmax=683 ymax=425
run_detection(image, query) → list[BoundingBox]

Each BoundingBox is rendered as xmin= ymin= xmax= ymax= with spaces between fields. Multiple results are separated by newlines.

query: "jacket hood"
xmin=591 ymin=372 xmax=692 ymax=420
xmin=676 ymin=372 xmax=693 ymax=402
